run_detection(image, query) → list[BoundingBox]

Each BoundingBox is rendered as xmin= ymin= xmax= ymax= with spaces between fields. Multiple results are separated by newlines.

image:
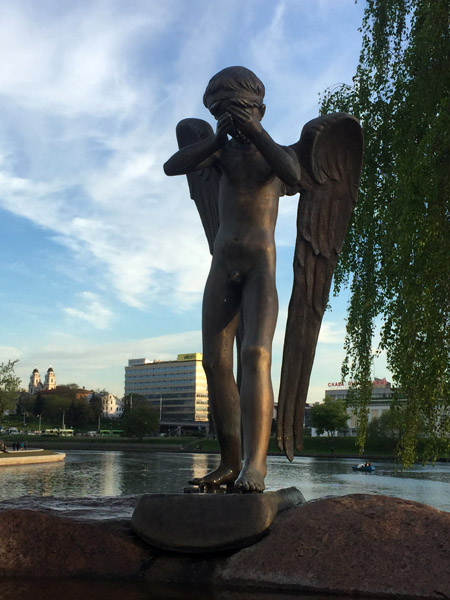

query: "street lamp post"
xmin=61 ymin=409 xmax=66 ymax=430
xmin=38 ymin=414 xmax=42 ymax=433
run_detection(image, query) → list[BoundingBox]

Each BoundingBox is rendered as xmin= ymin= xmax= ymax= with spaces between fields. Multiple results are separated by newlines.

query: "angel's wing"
xmin=277 ymin=113 xmax=363 ymax=461
xmin=176 ymin=118 xmax=220 ymax=255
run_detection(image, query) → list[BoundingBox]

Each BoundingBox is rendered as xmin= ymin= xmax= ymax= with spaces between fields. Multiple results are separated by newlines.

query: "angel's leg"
xmin=235 ymin=265 xmax=278 ymax=492
xmin=189 ymin=263 xmax=242 ymax=487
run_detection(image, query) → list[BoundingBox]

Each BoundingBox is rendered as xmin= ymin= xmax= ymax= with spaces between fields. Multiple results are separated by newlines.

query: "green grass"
xmin=268 ymin=435 xmax=398 ymax=457
xmin=9 ymin=434 xmax=391 ymax=457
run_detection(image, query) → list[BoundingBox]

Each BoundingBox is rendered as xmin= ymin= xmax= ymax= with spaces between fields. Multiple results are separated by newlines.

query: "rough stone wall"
xmin=0 ymin=494 xmax=448 ymax=599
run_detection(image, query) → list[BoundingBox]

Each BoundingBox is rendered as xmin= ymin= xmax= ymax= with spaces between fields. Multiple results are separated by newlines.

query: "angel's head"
xmin=203 ymin=66 xmax=265 ymax=120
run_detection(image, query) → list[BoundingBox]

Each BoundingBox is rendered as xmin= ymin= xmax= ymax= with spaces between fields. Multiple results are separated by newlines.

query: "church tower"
xmin=28 ymin=368 xmax=42 ymax=394
xmin=44 ymin=366 xmax=56 ymax=390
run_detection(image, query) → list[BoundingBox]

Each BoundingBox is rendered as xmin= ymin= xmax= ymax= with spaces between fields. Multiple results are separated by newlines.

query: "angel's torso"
xmin=212 ymin=141 xmax=282 ymax=272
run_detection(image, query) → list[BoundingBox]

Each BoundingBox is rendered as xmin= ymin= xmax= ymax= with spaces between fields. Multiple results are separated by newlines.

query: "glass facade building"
xmin=124 ymin=353 xmax=209 ymax=423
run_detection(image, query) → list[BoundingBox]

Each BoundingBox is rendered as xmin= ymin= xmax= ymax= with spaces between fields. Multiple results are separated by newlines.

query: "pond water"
xmin=0 ymin=451 xmax=449 ymax=511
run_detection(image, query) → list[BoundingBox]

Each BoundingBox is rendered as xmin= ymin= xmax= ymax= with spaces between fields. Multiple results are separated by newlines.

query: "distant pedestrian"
xmin=12 ymin=442 xmax=16 ymax=451
xmin=0 ymin=440 xmax=8 ymax=453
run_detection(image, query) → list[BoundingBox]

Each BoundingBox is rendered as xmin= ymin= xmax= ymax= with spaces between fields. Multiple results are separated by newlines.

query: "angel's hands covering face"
xmin=215 ymin=112 xmax=234 ymax=146
xmin=227 ymin=106 xmax=263 ymax=140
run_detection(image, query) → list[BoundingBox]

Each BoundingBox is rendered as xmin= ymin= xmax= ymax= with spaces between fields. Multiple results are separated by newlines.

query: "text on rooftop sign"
xmin=328 ymin=378 xmax=389 ymax=388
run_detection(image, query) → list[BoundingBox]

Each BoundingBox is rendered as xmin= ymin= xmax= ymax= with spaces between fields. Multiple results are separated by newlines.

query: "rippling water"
xmin=0 ymin=451 xmax=449 ymax=511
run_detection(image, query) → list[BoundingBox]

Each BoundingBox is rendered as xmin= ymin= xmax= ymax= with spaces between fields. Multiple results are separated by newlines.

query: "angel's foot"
xmin=188 ymin=463 xmax=240 ymax=488
xmin=234 ymin=463 xmax=266 ymax=493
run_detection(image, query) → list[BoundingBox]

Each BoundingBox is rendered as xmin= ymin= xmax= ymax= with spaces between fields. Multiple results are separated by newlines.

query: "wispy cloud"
xmin=0 ymin=0 xmax=373 ymax=402
xmin=10 ymin=329 xmax=203 ymax=395
xmin=0 ymin=1 xmax=173 ymax=118
xmin=63 ymin=292 xmax=113 ymax=329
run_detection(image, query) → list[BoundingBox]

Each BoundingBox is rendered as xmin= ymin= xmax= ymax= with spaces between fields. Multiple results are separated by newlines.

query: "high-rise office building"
xmin=124 ymin=353 xmax=209 ymax=422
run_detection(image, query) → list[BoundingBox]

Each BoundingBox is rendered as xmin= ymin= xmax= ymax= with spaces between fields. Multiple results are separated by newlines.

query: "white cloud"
xmin=12 ymin=329 xmax=203 ymax=396
xmin=0 ymin=1 xmax=174 ymax=118
xmin=0 ymin=0 xmax=368 ymax=402
xmin=318 ymin=321 xmax=345 ymax=344
xmin=0 ymin=0 xmax=363 ymax=315
xmin=63 ymin=292 xmax=113 ymax=329
xmin=0 ymin=347 xmax=22 ymax=361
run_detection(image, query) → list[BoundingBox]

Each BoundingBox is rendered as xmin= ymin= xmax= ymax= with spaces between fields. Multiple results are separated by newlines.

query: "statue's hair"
xmin=203 ymin=66 xmax=265 ymax=109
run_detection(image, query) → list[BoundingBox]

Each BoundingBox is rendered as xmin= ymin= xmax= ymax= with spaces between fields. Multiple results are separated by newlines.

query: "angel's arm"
xmin=253 ymin=131 xmax=301 ymax=189
xmin=164 ymin=135 xmax=219 ymax=176
xmin=228 ymin=106 xmax=301 ymax=189
xmin=164 ymin=113 xmax=231 ymax=176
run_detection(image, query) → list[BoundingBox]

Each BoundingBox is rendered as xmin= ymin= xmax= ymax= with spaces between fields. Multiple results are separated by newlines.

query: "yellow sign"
xmin=177 ymin=353 xmax=202 ymax=362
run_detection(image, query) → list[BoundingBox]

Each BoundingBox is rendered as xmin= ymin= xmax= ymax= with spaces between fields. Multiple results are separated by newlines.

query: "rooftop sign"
xmin=328 ymin=377 xmax=390 ymax=388
xmin=177 ymin=353 xmax=203 ymax=362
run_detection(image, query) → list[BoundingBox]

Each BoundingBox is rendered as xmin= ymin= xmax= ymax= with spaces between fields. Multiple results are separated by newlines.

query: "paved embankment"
xmin=0 ymin=450 xmax=66 ymax=466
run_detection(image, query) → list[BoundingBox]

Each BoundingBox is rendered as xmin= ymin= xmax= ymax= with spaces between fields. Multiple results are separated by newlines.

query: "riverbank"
xmin=5 ymin=440 xmax=394 ymax=460
xmin=0 ymin=434 xmax=391 ymax=457
xmin=2 ymin=434 xmax=448 ymax=462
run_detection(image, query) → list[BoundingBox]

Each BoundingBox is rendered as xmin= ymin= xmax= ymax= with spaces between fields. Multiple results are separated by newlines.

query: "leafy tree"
xmin=122 ymin=393 xmax=148 ymax=413
xmin=66 ymin=398 xmax=94 ymax=429
xmin=366 ymin=404 xmax=408 ymax=441
xmin=41 ymin=395 xmax=73 ymax=426
xmin=310 ymin=398 xmax=349 ymax=437
xmin=16 ymin=392 xmax=35 ymax=416
xmin=0 ymin=360 xmax=22 ymax=420
xmin=89 ymin=392 xmax=103 ymax=427
xmin=320 ymin=0 xmax=450 ymax=464
xmin=34 ymin=391 xmax=46 ymax=417
xmin=121 ymin=404 xmax=159 ymax=439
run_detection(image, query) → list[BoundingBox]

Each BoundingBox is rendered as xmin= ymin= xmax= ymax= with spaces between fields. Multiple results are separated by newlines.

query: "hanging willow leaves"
xmin=320 ymin=0 xmax=450 ymax=466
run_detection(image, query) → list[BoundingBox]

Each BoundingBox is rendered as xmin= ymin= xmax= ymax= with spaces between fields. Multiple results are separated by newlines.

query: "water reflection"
xmin=191 ymin=453 xmax=209 ymax=480
xmin=0 ymin=451 xmax=449 ymax=512
xmin=0 ymin=578 xmax=366 ymax=600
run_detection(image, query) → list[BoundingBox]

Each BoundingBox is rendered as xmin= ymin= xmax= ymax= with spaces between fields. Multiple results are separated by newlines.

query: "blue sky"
xmin=0 ymin=0 xmax=390 ymax=401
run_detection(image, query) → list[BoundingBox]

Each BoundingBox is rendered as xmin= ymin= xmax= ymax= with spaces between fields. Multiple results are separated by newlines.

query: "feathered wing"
xmin=176 ymin=118 xmax=220 ymax=254
xmin=277 ymin=113 xmax=363 ymax=461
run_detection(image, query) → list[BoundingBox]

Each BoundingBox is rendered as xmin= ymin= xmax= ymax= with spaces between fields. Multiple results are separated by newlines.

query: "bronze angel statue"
xmin=164 ymin=66 xmax=363 ymax=492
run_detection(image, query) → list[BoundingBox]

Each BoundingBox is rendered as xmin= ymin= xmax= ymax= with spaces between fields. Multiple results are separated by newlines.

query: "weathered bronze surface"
xmin=131 ymin=487 xmax=305 ymax=553
xmin=164 ymin=66 xmax=363 ymax=492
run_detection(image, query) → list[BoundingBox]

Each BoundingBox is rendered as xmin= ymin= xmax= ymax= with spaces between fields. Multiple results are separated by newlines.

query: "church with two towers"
xmin=28 ymin=366 xmax=56 ymax=394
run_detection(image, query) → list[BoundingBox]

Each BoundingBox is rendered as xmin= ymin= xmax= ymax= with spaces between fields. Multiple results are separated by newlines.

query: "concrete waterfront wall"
xmin=0 ymin=451 xmax=65 ymax=466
